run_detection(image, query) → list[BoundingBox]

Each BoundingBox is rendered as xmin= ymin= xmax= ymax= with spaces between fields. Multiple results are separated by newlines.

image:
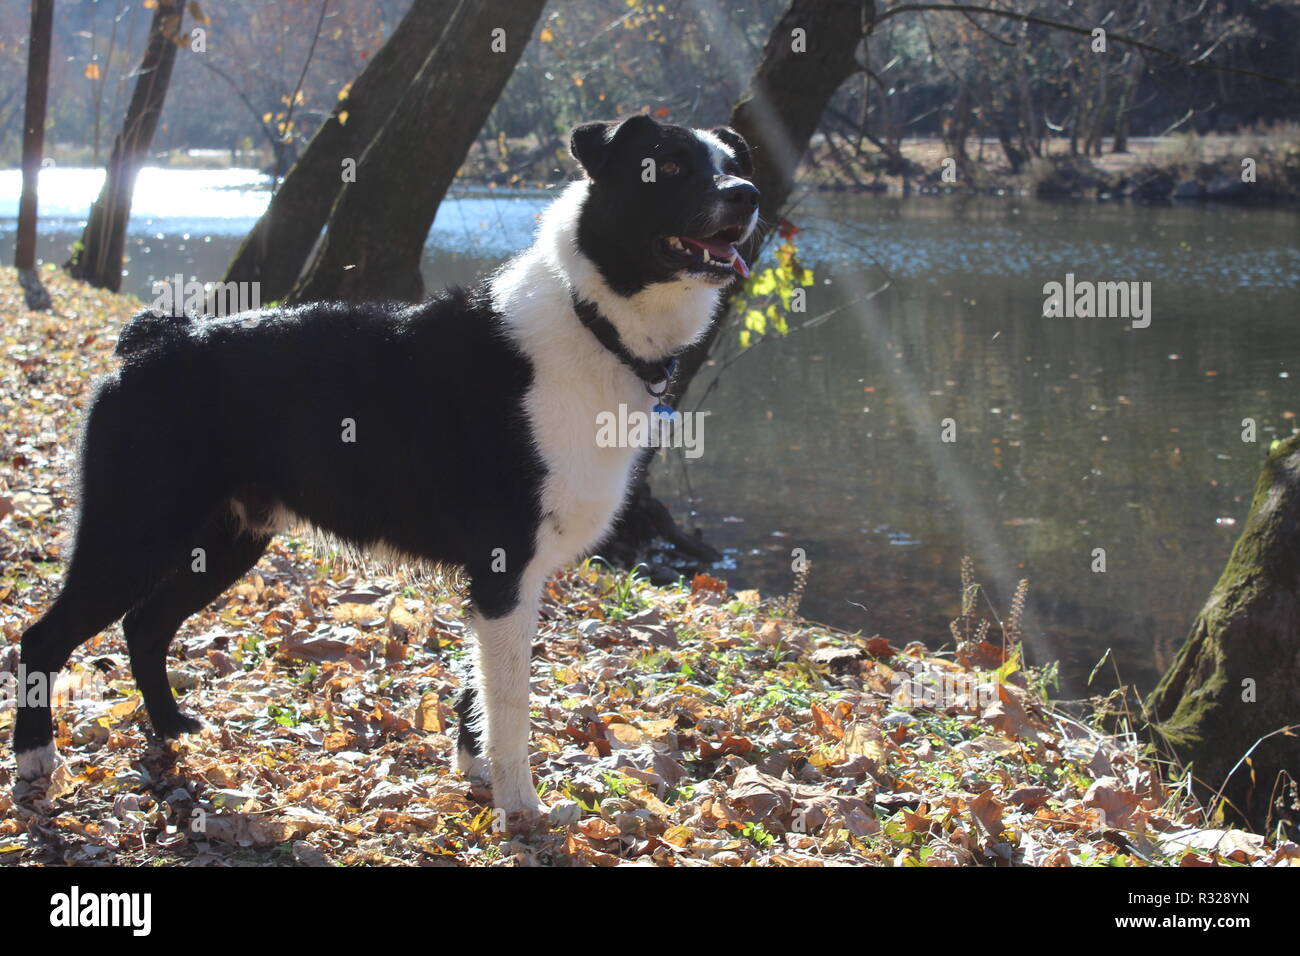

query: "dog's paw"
xmin=503 ymin=803 xmax=547 ymax=835
xmin=16 ymin=742 xmax=59 ymax=782
xmin=154 ymin=712 xmax=206 ymax=740
xmin=456 ymin=746 xmax=491 ymax=784
xmin=495 ymin=785 xmax=548 ymax=835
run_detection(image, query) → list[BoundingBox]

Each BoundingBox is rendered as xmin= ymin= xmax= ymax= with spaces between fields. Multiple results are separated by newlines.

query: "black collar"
xmin=571 ymin=291 xmax=677 ymax=398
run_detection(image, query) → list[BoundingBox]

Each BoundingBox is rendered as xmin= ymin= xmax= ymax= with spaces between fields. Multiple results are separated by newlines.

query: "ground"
xmin=1 ymin=265 xmax=1294 ymax=867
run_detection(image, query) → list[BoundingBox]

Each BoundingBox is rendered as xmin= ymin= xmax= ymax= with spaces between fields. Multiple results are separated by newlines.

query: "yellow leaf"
xmin=188 ymin=1 xmax=209 ymax=23
xmin=662 ymin=825 xmax=693 ymax=847
xmin=337 ymin=110 xmax=348 ymax=126
xmin=83 ymin=63 xmax=101 ymax=81
xmin=539 ymin=26 xmax=555 ymax=42
xmin=337 ymin=81 xmax=352 ymax=102
xmin=413 ymin=692 xmax=442 ymax=732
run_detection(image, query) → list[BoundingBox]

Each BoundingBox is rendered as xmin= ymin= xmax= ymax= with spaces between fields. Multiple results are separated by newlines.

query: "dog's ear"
xmin=570 ymin=121 xmax=616 ymax=178
xmin=711 ymin=126 xmax=753 ymax=178
xmin=570 ymin=115 xmax=660 ymax=179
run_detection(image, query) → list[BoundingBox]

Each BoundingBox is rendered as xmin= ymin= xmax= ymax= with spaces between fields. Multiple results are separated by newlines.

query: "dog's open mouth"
xmin=661 ymin=225 xmax=750 ymax=279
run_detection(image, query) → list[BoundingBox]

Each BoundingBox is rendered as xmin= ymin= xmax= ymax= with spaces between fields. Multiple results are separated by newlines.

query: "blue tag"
xmin=653 ymin=403 xmax=677 ymax=419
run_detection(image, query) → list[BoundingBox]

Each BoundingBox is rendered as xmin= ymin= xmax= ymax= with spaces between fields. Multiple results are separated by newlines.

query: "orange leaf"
xmin=690 ymin=572 xmax=727 ymax=595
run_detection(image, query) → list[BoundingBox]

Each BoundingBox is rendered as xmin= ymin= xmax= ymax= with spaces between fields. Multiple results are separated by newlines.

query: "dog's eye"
xmin=660 ymin=160 xmax=681 ymax=176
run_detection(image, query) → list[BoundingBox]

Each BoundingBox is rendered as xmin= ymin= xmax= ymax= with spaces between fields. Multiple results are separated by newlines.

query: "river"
xmin=2 ymin=166 xmax=1297 ymax=693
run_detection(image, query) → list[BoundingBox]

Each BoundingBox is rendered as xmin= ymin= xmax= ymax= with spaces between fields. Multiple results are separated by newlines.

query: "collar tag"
xmin=571 ymin=292 xmax=681 ymax=402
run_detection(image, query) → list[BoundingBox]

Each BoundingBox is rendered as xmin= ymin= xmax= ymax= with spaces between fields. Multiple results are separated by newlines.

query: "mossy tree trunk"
xmin=1145 ymin=434 xmax=1300 ymax=830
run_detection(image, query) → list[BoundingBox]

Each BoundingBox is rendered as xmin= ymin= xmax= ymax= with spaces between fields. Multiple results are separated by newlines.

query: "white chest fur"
xmin=490 ymin=181 xmax=720 ymax=575
xmin=491 ymin=250 xmax=650 ymax=572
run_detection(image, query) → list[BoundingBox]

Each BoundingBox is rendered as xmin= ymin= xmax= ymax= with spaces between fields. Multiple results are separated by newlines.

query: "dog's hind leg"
xmin=16 ymin=379 xmax=221 ymax=779
xmin=122 ymin=512 xmax=270 ymax=739
xmin=466 ymin=568 xmax=544 ymax=828
xmin=14 ymin=555 xmax=157 ymax=780
xmin=453 ymin=684 xmax=488 ymax=782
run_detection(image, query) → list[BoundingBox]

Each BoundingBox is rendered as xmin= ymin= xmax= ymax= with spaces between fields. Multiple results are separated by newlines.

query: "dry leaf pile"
xmin=1 ymin=266 xmax=1294 ymax=867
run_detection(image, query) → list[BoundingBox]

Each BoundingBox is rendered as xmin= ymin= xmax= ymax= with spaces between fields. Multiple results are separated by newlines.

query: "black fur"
xmin=14 ymin=290 xmax=544 ymax=757
xmin=571 ymin=116 xmax=758 ymax=295
xmin=14 ymin=116 xmax=759 ymax=793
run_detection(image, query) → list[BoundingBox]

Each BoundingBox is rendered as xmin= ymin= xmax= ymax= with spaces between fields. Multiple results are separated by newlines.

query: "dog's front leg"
xmin=470 ymin=587 xmax=544 ymax=829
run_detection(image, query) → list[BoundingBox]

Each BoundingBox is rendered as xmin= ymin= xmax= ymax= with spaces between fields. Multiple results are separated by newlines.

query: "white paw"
xmin=16 ymin=742 xmax=59 ymax=782
xmin=455 ymin=747 xmax=491 ymax=784
xmin=494 ymin=776 xmax=546 ymax=832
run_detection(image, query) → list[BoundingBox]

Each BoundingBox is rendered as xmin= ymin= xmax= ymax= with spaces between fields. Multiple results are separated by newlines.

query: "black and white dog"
xmin=14 ymin=115 xmax=758 ymax=828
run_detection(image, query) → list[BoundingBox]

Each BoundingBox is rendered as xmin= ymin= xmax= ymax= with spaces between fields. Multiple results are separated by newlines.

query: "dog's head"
xmin=569 ymin=115 xmax=760 ymax=294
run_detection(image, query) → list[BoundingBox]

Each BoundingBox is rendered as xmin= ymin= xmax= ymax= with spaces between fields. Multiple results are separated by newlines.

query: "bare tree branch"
xmin=876 ymin=2 xmax=1300 ymax=90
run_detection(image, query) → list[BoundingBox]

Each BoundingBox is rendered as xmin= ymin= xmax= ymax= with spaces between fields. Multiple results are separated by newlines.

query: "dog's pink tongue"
xmin=682 ymin=236 xmax=749 ymax=278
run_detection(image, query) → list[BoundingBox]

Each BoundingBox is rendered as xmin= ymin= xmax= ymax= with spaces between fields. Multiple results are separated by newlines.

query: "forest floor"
xmin=1 ymin=265 xmax=1295 ymax=867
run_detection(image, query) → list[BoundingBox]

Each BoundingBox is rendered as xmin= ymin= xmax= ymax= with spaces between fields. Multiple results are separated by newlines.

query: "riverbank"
xmin=804 ymin=128 xmax=1300 ymax=202
xmin=33 ymin=129 xmax=1300 ymax=203
xmin=0 ymin=266 xmax=1292 ymax=867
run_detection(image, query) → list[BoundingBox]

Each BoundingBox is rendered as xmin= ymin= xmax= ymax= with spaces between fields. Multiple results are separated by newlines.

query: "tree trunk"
xmin=1111 ymin=56 xmax=1143 ymax=154
xmin=288 ymin=0 xmax=546 ymax=305
xmin=946 ymin=81 xmax=972 ymax=171
xmin=15 ymin=0 xmax=54 ymax=310
xmin=672 ymin=0 xmax=873 ymax=400
xmin=598 ymin=0 xmax=874 ymax=568
xmin=994 ymin=117 xmax=1025 ymax=173
xmin=223 ymin=0 xmax=455 ymax=302
xmin=1145 ymin=434 xmax=1300 ymax=831
xmin=65 ymin=0 xmax=183 ymax=292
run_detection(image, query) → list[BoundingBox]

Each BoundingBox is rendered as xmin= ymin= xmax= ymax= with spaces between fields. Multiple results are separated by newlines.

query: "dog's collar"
xmin=570 ymin=291 xmax=677 ymax=400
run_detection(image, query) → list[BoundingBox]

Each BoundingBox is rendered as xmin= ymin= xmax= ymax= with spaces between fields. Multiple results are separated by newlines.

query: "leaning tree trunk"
xmin=15 ymin=0 xmax=54 ymax=310
xmin=223 ymin=0 xmax=455 ymax=302
xmin=1145 ymin=434 xmax=1300 ymax=830
xmin=65 ymin=0 xmax=183 ymax=291
xmin=598 ymin=0 xmax=875 ymax=568
xmin=288 ymin=0 xmax=546 ymax=305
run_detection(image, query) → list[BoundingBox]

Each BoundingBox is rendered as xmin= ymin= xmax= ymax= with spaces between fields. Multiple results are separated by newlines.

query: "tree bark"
xmin=288 ymin=0 xmax=546 ymax=305
xmin=1145 ymin=434 xmax=1300 ymax=830
xmin=65 ymin=0 xmax=183 ymax=292
xmin=1111 ymin=55 xmax=1144 ymax=154
xmin=223 ymin=0 xmax=456 ymax=302
xmin=16 ymin=0 xmax=54 ymax=310
xmin=598 ymin=0 xmax=874 ymax=568
xmin=672 ymin=0 xmax=873 ymax=401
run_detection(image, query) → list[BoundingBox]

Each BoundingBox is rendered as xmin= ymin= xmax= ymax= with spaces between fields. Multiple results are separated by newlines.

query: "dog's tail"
xmin=115 ymin=309 xmax=190 ymax=357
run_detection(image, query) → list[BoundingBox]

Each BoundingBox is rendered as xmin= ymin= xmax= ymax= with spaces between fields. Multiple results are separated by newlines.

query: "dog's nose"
xmin=718 ymin=178 xmax=760 ymax=209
